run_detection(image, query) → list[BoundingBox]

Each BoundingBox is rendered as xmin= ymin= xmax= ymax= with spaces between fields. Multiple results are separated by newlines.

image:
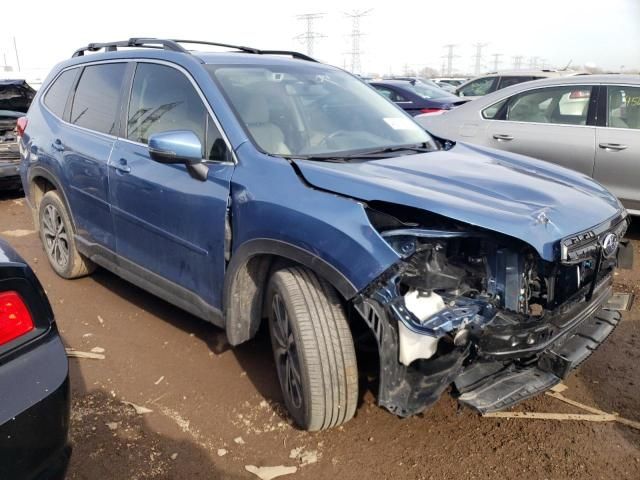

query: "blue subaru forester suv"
xmin=19 ymin=38 xmax=632 ymax=431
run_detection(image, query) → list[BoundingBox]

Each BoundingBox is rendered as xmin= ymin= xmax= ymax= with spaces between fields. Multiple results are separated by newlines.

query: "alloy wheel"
xmin=42 ymin=204 xmax=69 ymax=269
xmin=271 ymin=293 xmax=304 ymax=410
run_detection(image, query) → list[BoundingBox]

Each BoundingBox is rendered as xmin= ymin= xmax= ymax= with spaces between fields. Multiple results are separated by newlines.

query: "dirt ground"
xmin=1 ymin=190 xmax=638 ymax=480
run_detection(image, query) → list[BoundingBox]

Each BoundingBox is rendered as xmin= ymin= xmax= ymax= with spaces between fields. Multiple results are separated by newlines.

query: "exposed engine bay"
xmin=0 ymin=117 xmax=20 ymax=161
xmin=356 ymin=203 xmax=632 ymax=416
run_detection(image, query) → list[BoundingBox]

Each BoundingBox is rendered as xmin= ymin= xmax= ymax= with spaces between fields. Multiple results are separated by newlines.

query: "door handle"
xmin=112 ymin=158 xmax=131 ymax=174
xmin=51 ymin=139 xmax=65 ymax=152
xmin=493 ymin=134 xmax=514 ymax=141
xmin=598 ymin=143 xmax=627 ymax=152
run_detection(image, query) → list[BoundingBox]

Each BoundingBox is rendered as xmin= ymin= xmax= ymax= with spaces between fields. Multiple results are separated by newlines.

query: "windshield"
xmin=207 ymin=64 xmax=433 ymax=157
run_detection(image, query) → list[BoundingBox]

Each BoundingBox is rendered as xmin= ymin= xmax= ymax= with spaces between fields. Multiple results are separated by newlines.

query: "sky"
xmin=1 ymin=0 xmax=638 ymax=80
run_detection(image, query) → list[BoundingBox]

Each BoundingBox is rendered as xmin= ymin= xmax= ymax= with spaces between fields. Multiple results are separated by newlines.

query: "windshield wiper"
xmin=296 ymin=143 xmax=433 ymax=162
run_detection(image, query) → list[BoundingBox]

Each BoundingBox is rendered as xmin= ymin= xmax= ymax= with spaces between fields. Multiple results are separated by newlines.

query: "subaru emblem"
xmin=601 ymin=233 xmax=619 ymax=259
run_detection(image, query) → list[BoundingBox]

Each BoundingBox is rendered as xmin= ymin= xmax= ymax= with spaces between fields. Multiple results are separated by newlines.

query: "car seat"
xmin=238 ymin=94 xmax=291 ymax=155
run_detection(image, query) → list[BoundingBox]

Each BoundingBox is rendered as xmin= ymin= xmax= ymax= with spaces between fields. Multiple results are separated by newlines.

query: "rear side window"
xmin=70 ymin=63 xmax=126 ymax=135
xmin=44 ymin=69 xmax=77 ymax=118
xmin=607 ymin=85 xmax=640 ymax=129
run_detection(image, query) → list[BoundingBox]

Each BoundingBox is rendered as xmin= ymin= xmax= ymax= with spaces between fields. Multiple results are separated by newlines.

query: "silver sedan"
xmin=416 ymin=75 xmax=640 ymax=214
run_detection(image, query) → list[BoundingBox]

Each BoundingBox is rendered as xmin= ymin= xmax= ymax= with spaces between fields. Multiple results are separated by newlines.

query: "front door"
xmin=593 ymin=84 xmax=640 ymax=212
xmin=108 ymin=62 xmax=235 ymax=312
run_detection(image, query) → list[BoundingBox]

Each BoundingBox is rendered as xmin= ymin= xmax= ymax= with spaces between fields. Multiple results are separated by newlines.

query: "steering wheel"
xmin=316 ymin=130 xmax=352 ymax=149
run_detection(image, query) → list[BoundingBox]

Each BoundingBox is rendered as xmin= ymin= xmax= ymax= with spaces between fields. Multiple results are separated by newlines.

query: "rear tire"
xmin=266 ymin=266 xmax=358 ymax=431
xmin=38 ymin=190 xmax=95 ymax=279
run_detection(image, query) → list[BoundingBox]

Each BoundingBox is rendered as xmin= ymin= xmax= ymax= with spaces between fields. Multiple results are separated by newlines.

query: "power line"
xmin=491 ymin=53 xmax=503 ymax=72
xmin=294 ymin=13 xmax=326 ymax=57
xmin=472 ymin=43 xmax=488 ymax=75
xmin=512 ymin=55 xmax=523 ymax=70
xmin=345 ymin=9 xmax=372 ymax=74
xmin=441 ymin=44 xmax=459 ymax=76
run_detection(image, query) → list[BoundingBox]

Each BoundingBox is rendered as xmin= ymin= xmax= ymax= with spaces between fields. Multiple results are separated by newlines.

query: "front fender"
xmin=224 ymin=146 xmax=400 ymax=344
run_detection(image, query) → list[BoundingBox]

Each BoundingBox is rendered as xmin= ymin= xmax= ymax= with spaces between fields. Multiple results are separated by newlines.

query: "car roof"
xmin=475 ymin=69 xmax=585 ymax=78
xmin=495 ymin=74 xmax=640 ymax=89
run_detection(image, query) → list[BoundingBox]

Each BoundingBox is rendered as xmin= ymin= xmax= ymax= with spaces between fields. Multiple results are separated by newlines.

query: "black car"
xmin=0 ymin=80 xmax=35 ymax=189
xmin=369 ymin=79 xmax=467 ymax=116
xmin=0 ymin=239 xmax=70 ymax=479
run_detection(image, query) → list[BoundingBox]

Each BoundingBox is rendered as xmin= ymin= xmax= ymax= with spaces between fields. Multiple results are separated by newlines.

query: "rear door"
xmin=593 ymin=84 xmax=640 ymax=211
xmin=483 ymin=84 xmax=597 ymax=175
xmin=63 ymin=63 xmax=128 ymax=250
xmin=108 ymin=62 xmax=235 ymax=311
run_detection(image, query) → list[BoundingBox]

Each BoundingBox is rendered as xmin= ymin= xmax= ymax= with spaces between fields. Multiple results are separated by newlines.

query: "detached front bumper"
xmin=364 ymin=273 xmax=620 ymax=417
xmin=455 ymin=309 xmax=619 ymax=413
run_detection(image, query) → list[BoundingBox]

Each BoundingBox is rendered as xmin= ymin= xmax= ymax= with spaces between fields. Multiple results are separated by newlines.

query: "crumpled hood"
xmin=294 ymin=142 xmax=623 ymax=261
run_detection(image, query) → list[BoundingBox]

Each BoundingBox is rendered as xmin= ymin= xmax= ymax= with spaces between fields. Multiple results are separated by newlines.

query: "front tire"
xmin=38 ymin=190 xmax=95 ymax=279
xmin=267 ymin=266 xmax=358 ymax=431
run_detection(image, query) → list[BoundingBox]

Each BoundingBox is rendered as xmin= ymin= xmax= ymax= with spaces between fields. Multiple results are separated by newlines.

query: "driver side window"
xmin=127 ymin=63 xmax=230 ymax=161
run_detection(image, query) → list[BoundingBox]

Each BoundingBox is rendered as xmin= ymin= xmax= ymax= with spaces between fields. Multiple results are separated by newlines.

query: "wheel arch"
xmin=223 ymin=238 xmax=358 ymax=346
xmin=27 ymin=166 xmax=76 ymax=232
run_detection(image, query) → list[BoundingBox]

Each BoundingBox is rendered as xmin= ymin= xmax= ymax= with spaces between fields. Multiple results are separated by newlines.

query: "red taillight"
xmin=420 ymin=108 xmax=445 ymax=115
xmin=16 ymin=117 xmax=28 ymax=138
xmin=0 ymin=291 xmax=34 ymax=346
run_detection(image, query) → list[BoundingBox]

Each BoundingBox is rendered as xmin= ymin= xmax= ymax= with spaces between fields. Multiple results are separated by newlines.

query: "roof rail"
xmin=72 ymin=38 xmax=188 ymax=57
xmin=72 ymin=38 xmax=318 ymax=62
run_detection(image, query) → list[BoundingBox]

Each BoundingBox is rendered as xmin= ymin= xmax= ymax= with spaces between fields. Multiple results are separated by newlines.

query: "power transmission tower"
xmin=472 ymin=43 xmax=488 ymax=75
xmin=294 ymin=13 xmax=326 ymax=57
xmin=491 ymin=53 xmax=503 ymax=72
xmin=13 ymin=37 xmax=21 ymax=72
xmin=441 ymin=44 xmax=459 ymax=76
xmin=345 ymin=9 xmax=372 ymax=74
xmin=512 ymin=55 xmax=523 ymax=70
xmin=529 ymin=56 xmax=539 ymax=69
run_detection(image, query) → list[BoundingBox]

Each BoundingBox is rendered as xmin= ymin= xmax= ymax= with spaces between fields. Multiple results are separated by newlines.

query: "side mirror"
xmin=148 ymin=130 xmax=209 ymax=181
xmin=148 ymin=130 xmax=203 ymax=165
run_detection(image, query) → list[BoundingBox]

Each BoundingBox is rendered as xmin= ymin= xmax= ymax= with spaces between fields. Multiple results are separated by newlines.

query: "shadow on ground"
xmin=66 ymin=358 xmax=245 ymax=479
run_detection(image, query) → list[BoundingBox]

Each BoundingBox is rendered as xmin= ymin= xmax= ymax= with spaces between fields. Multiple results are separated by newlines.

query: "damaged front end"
xmin=355 ymin=204 xmax=631 ymax=416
